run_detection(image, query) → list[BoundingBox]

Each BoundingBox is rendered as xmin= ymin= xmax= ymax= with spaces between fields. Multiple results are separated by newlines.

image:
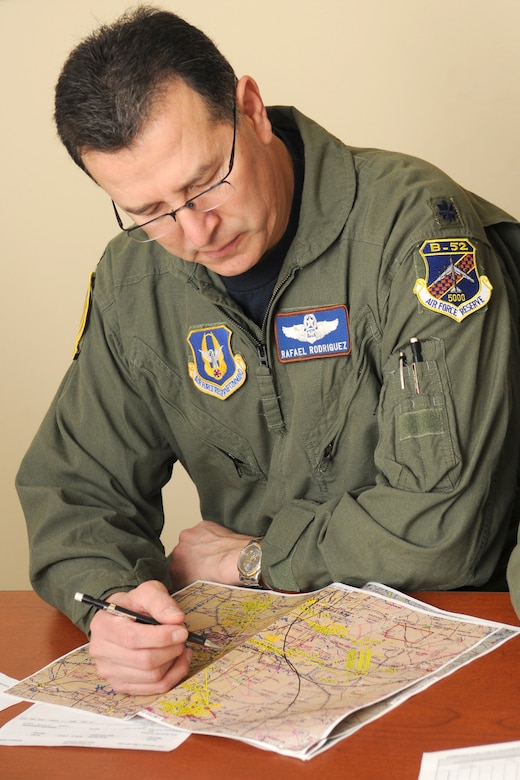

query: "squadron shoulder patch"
xmin=275 ymin=305 xmax=351 ymax=362
xmin=187 ymin=325 xmax=246 ymax=399
xmin=413 ymin=238 xmax=492 ymax=322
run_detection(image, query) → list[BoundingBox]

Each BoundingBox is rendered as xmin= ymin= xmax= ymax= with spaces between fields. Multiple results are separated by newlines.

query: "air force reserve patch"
xmin=414 ymin=238 xmax=492 ymax=322
xmin=187 ymin=326 xmax=246 ymax=399
xmin=275 ymin=305 xmax=351 ymax=362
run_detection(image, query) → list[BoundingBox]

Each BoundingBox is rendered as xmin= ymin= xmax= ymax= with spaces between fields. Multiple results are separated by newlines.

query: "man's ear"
xmin=235 ymin=75 xmax=273 ymax=144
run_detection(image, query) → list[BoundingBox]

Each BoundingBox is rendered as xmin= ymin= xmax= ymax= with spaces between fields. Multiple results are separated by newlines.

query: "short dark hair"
xmin=54 ymin=6 xmax=237 ymax=171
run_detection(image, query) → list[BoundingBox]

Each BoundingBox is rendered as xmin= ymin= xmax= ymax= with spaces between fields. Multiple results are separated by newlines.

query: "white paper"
xmin=0 ymin=673 xmax=24 ymax=712
xmin=418 ymin=740 xmax=520 ymax=779
xmin=0 ymin=701 xmax=189 ymax=751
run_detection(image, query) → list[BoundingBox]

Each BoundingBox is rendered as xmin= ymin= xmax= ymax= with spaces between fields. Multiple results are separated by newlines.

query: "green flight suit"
xmin=17 ymin=107 xmax=520 ymax=632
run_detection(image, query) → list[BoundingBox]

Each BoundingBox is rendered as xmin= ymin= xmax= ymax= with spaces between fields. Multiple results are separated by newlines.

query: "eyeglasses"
xmin=112 ymin=101 xmax=237 ymax=243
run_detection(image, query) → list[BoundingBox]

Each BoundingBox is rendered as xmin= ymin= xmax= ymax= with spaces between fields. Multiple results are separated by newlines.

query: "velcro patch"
xmin=275 ymin=305 xmax=351 ymax=363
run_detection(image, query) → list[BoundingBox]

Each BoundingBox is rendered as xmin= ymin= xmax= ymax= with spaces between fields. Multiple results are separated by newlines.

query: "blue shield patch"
xmin=414 ymin=238 xmax=492 ymax=321
xmin=275 ymin=305 xmax=351 ymax=362
xmin=187 ymin=326 xmax=246 ymax=399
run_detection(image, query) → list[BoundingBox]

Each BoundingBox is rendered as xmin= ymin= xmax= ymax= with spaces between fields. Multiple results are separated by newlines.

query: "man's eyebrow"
xmin=121 ymin=160 xmax=218 ymax=216
xmin=122 ymin=199 xmax=163 ymax=217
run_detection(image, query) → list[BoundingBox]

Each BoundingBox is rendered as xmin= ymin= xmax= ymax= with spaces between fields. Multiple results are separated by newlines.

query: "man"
xmin=17 ymin=7 xmax=520 ymax=694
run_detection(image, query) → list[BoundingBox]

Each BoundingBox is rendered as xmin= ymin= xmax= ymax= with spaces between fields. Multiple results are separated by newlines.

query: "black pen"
xmin=74 ymin=592 xmax=219 ymax=649
xmin=410 ymin=337 xmax=423 ymax=364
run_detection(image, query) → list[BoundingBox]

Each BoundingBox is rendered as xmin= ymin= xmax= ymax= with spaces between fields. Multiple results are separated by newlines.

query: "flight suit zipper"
xmin=212 ymin=269 xmax=295 ymax=432
xmin=213 ymin=269 xmax=295 ymax=370
xmin=319 ymin=441 xmax=335 ymax=472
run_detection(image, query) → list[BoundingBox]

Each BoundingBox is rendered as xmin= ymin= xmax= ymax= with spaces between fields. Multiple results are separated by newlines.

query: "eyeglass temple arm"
xmin=112 ymin=200 xmax=125 ymax=230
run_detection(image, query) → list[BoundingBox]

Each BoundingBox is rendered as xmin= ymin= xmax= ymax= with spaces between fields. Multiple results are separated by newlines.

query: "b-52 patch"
xmin=413 ymin=238 xmax=492 ymax=322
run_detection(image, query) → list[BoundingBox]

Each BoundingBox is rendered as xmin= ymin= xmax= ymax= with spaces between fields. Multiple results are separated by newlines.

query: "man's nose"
xmin=175 ymin=206 xmax=220 ymax=248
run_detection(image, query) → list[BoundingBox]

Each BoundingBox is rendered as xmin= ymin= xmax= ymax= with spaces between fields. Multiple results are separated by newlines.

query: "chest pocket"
xmin=132 ymin=337 xmax=265 ymax=482
xmin=375 ymin=338 xmax=462 ymax=493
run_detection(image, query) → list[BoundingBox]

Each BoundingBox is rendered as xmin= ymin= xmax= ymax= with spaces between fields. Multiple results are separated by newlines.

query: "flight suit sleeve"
xmin=507 ymin=546 xmax=520 ymax=616
xmin=16 ymin=272 xmax=175 ymax=633
xmin=261 ymin=230 xmax=520 ymax=594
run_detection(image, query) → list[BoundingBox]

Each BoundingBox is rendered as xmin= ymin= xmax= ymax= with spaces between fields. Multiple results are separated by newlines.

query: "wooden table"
xmin=1 ymin=590 xmax=519 ymax=780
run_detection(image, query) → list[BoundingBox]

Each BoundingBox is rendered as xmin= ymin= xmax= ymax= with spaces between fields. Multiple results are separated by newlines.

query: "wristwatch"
xmin=237 ymin=539 xmax=263 ymax=586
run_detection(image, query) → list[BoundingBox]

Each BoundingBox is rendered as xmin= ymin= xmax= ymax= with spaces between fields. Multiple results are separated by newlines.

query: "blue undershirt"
xmin=219 ymin=126 xmax=304 ymax=325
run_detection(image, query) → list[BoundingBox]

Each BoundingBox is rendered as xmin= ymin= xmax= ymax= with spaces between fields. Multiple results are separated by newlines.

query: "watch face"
xmin=239 ymin=541 xmax=262 ymax=575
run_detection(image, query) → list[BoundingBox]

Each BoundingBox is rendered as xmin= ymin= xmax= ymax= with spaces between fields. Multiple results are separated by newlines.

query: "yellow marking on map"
xmin=299 ymin=610 xmax=349 ymax=639
xmin=249 ymin=637 xmax=286 ymax=657
xmin=156 ymin=669 xmax=220 ymax=719
xmin=218 ymin=594 xmax=277 ymax=633
xmin=345 ymin=648 xmax=372 ymax=676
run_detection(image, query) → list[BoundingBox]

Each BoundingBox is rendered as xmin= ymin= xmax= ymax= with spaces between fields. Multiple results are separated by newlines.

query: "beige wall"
xmin=1 ymin=0 xmax=519 ymax=590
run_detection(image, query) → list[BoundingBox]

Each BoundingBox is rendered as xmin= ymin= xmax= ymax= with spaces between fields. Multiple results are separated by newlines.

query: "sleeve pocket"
xmin=375 ymin=340 xmax=462 ymax=493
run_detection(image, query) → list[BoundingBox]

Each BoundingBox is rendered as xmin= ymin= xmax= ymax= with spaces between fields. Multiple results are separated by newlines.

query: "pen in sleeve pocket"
xmin=410 ymin=337 xmax=423 ymax=394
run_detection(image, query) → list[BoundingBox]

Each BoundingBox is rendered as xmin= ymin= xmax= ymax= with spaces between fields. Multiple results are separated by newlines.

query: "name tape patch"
xmin=275 ymin=305 xmax=351 ymax=363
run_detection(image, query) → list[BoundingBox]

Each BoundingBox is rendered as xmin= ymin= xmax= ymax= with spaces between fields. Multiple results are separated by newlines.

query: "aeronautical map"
xmin=7 ymin=581 xmax=519 ymax=759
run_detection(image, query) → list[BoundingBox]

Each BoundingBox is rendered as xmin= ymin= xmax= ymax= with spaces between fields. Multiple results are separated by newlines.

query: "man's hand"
xmin=169 ymin=520 xmax=253 ymax=591
xmin=88 ymin=580 xmax=192 ymax=695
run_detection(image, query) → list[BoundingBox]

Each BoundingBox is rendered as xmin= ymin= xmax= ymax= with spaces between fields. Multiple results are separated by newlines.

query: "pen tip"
xmin=205 ymin=639 xmax=220 ymax=650
xmin=74 ymin=592 xmax=83 ymax=602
